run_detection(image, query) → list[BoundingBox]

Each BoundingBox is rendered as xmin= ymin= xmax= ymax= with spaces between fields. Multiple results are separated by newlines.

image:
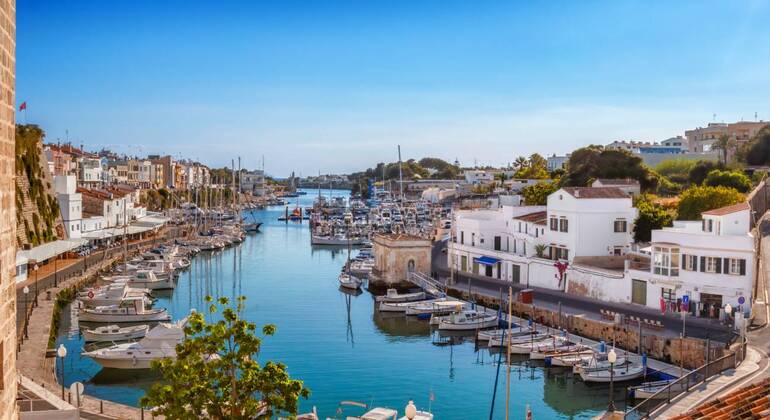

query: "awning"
xmin=16 ymin=238 xmax=88 ymax=263
xmin=474 ymin=256 xmax=500 ymax=266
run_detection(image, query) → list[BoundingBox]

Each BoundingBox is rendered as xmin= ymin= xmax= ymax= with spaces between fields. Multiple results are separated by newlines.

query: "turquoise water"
xmin=56 ymin=189 xmax=619 ymax=419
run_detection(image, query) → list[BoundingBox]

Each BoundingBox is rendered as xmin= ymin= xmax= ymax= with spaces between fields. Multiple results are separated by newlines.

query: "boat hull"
xmin=79 ymin=312 xmax=171 ymax=323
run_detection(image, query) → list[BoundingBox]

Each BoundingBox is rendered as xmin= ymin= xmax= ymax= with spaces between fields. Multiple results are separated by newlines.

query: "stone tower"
xmin=0 ymin=0 xmax=15 ymax=418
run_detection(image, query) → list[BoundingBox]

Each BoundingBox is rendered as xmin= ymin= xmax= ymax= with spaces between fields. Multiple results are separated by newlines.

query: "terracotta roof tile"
xmin=561 ymin=187 xmax=630 ymax=199
xmin=702 ymin=202 xmax=750 ymax=216
xmin=513 ymin=211 xmax=547 ymax=225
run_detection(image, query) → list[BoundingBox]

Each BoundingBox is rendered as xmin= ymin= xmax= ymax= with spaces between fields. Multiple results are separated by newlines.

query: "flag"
xmin=19 ymin=102 xmax=26 ymax=111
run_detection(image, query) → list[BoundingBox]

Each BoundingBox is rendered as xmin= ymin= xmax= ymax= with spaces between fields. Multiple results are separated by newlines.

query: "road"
xmin=431 ymin=239 xmax=734 ymax=343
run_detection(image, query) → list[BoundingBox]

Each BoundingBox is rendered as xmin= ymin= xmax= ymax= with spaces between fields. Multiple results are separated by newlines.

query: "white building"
xmin=463 ymin=170 xmax=495 ymax=185
xmin=546 ymin=154 xmax=569 ymax=172
xmin=53 ymin=175 xmax=83 ymax=239
xmin=241 ymin=170 xmax=266 ymax=196
xmin=449 ymin=186 xmax=637 ymax=292
xmin=78 ymin=156 xmax=103 ymax=187
xmin=628 ymin=202 xmax=755 ymax=318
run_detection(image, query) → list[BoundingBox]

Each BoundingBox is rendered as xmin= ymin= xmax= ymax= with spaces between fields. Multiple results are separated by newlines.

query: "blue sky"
xmin=17 ymin=1 xmax=770 ymax=176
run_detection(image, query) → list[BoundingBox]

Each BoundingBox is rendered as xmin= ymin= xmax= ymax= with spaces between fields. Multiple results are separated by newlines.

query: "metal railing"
xmin=624 ymin=340 xmax=747 ymax=419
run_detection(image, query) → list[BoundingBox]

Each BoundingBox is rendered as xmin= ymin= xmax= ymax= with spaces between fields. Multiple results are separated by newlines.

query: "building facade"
xmin=0 ymin=1 xmax=16 ymax=417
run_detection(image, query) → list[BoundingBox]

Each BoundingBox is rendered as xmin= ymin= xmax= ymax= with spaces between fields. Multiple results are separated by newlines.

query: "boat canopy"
xmin=474 ymin=256 xmax=500 ymax=266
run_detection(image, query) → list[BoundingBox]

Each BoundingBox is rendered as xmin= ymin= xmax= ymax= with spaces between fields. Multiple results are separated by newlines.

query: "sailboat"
xmin=339 ymin=225 xmax=362 ymax=291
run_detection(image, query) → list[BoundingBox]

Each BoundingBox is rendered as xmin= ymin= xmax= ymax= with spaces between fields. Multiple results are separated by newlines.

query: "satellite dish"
xmin=69 ymin=382 xmax=85 ymax=407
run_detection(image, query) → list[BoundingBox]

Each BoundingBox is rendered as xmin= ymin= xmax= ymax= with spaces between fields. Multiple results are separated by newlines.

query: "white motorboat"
xmin=579 ymin=362 xmax=645 ymax=383
xmin=487 ymin=331 xmax=550 ymax=347
xmin=82 ymin=324 xmax=150 ymax=342
xmin=573 ymin=356 xmax=629 ymax=374
xmin=405 ymin=300 xmax=465 ymax=317
xmin=82 ymin=321 xmax=185 ymax=369
xmin=348 ymin=259 xmax=374 ymax=276
xmin=79 ymin=297 xmax=171 ymax=323
xmin=78 ymin=283 xmax=153 ymax=308
xmin=629 ymin=380 xmax=685 ymax=400
xmin=549 ymin=351 xmax=599 ymax=367
xmin=312 ymin=234 xmax=367 ymax=246
xmin=435 ymin=310 xmax=498 ymax=331
xmin=531 ymin=343 xmax=589 ymax=360
xmin=100 ymin=270 xmax=175 ymax=290
xmin=509 ymin=336 xmax=567 ymax=354
xmin=339 ymin=272 xmax=362 ymax=290
xmin=375 ymin=289 xmax=426 ymax=303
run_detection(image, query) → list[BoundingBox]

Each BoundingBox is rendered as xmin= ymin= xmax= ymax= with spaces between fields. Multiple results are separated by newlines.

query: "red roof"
xmin=562 ymin=187 xmax=629 ymax=199
xmin=514 ymin=211 xmax=548 ymax=225
xmin=702 ymin=202 xmax=750 ymax=216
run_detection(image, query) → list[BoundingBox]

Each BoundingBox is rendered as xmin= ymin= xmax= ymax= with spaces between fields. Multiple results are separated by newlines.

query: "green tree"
xmin=521 ymin=181 xmax=558 ymax=205
xmin=703 ymin=169 xmax=752 ymax=193
xmin=688 ymin=160 xmax=723 ymax=185
xmin=563 ymin=146 xmax=659 ymax=191
xmin=514 ymin=154 xmax=549 ymax=179
xmin=743 ymin=125 xmax=770 ymax=166
xmin=633 ymin=195 xmax=674 ymax=242
xmin=676 ymin=185 xmax=745 ymax=220
xmin=141 ymin=296 xmax=309 ymax=419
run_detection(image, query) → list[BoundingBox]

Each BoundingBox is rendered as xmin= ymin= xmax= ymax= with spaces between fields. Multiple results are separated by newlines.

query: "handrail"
xmin=624 ymin=339 xmax=747 ymax=419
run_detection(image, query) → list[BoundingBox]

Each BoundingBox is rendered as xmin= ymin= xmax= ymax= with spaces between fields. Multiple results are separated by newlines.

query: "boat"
xmin=82 ymin=321 xmax=186 ymax=369
xmin=375 ymin=289 xmax=426 ymax=303
xmin=405 ymin=300 xmax=465 ymax=318
xmin=435 ymin=310 xmax=498 ymax=331
xmin=311 ymin=234 xmax=368 ymax=246
xmin=531 ymin=343 xmax=589 ymax=360
xmin=487 ymin=331 xmax=550 ymax=347
xmin=579 ymin=362 xmax=645 ymax=383
xmin=100 ymin=270 xmax=175 ymax=290
xmin=549 ymin=351 xmax=601 ymax=367
xmin=77 ymin=283 xmax=153 ymax=308
xmin=475 ymin=327 xmax=530 ymax=342
xmin=629 ymin=379 xmax=685 ymax=400
xmin=82 ymin=324 xmax=150 ymax=342
xmin=348 ymin=259 xmax=374 ymax=276
xmin=573 ymin=356 xmax=629 ymax=374
xmin=339 ymin=272 xmax=362 ymax=290
xmin=509 ymin=336 xmax=567 ymax=354
xmin=78 ymin=297 xmax=171 ymax=323
xmin=243 ymin=222 xmax=262 ymax=232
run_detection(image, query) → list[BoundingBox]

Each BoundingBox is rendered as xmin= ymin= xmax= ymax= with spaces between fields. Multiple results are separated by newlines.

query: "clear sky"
xmin=17 ymin=0 xmax=770 ymax=176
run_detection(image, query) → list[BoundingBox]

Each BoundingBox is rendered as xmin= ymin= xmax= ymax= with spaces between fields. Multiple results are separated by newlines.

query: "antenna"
xmin=756 ymin=112 xmax=759 ymax=122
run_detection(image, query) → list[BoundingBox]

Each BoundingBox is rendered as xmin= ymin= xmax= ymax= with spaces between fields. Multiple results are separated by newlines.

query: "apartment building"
xmin=241 ymin=169 xmax=266 ymax=196
xmin=628 ymin=202 xmax=755 ymax=318
xmin=685 ymin=121 xmax=768 ymax=154
xmin=78 ymin=155 xmax=103 ymax=187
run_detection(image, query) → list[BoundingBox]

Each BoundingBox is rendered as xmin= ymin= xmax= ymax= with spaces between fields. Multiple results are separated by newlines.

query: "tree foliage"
xmin=687 ymin=160 xmax=724 ymax=186
xmin=521 ymin=180 xmax=558 ymax=205
xmin=676 ymin=185 xmax=745 ymax=220
xmin=633 ymin=195 xmax=674 ymax=242
xmin=563 ymin=146 xmax=659 ymax=191
xmin=703 ymin=169 xmax=752 ymax=193
xmin=743 ymin=125 xmax=770 ymax=166
xmin=513 ymin=153 xmax=549 ymax=179
xmin=141 ymin=296 xmax=309 ymax=419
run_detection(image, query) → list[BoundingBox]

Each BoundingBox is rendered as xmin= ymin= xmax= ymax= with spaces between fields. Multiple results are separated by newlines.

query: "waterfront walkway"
xmin=15 ymin=230 xmax=179 ymax=419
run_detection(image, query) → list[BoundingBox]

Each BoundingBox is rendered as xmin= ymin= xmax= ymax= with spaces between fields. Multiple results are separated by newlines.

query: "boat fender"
xmin=87 ymin=291 xmax=94 ymax=299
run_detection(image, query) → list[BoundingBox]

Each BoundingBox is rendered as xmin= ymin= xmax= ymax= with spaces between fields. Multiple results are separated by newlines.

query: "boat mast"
xmin=505 ymin=286 xmax=512 ymax=420
xmin=397 ymin=144 xmax=404 ymax=201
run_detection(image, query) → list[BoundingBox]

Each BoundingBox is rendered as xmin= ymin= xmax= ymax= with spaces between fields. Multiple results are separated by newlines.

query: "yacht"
xmin=82 ymin=321 xmax=186 ymax=369
xmin=82 ymin=324 xmax=149 ymax=342
xmin=100 ymin=270 xmax=175 ymax=290
xmin=77 ymin=283 xmax=153 ymax=308
xmin=79 ymin=297 xmax=171 ymax=323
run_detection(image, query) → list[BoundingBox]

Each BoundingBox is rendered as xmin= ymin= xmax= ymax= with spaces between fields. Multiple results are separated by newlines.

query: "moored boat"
xmin=78 ymin=297 xmax=171 ymax=323
xmin=435 ymin=310 xmax=498 ymax=331
xmin=375 ymin=289 xmax=426 ymax=303
xmin=82 ymin=324 xmax=150 ymax=342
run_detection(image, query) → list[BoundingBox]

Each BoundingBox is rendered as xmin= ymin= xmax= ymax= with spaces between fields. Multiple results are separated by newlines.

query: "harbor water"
xmin=56 ymin=189 xmax=623 ymax=419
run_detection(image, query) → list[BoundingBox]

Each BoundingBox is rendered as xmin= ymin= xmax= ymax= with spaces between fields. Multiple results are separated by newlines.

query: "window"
xmin=727 ymin=258 xmax=746 ymax=275
xmin=661 ymin=287 xmax=676 ymax=303
xmin=683 ymin=254 xmax=697 ymax=271
xmin=494 ymin=236 xmax=501 ymax=251
xmin=614 ymin=219 xmax=627 ymax=233
xmin=653 ymin=246 xmax=680 ymax=276
xmin=460 ymin=231 xmax=464 ymax=245
xmin=559 ymin=218 xmax=568 ymax=232
xmin=552 ymin=246 xmax=569 ymax=261
xmin=550 ymin=217 xmax=558 ymax=231
xmin=613 ymin=246 xmax=623 ymax=256
xmin=702 ymin=219 xmax=714 ymax=233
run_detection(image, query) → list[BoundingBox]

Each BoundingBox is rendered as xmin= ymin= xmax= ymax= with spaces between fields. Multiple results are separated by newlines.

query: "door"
xmin=460 ymin=255 xmax=467 ymax=272
xmin=485 ymin=265 xmax=493 ymax=277
xmin=496 ymin=262 xmax=501 ymax=279
xmin=494 ymin=236 xmax=501 ymax=251
xmin=511 ymin=264 xmax=521 ymax=284
xmin=631 ymin=279 xmax=647 ymax=305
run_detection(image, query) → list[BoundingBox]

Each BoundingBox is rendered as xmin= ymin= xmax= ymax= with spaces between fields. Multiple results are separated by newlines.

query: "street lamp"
xmin=57 ymin=344 xmax=68 ymax=400
xmin=607 ymin=348 xmax=617 ymax=413
xmin=32 ymin=263 xmax=39 ymax=307
xmin=405 ymin=400 xmax=417 ymax=420
xmin=22 ymin=286 xmax=29 ymax=339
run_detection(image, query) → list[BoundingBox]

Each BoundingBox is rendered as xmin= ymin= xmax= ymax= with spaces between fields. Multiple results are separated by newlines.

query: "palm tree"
xmin=712 ymin=134 xmax=732 ymax=164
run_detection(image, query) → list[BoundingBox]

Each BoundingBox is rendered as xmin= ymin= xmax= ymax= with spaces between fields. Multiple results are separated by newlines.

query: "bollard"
xmin=141 ymin=407 xmax=145 ymax=420
xmin=100 ymin=400 xmax=103 ymax=413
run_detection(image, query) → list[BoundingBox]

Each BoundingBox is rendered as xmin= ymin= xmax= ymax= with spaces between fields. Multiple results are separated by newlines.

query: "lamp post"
xmin=22 ymin=286 xmax=29 ymax=339
xmin=57 ymin=344 xmax=68 ymax=400
xmin=607 ymin=348 xmax=617 ymax=413
xmin=405 ymin=400 xmax=417 ymax=420
xmin=32 ymin=262 xmax=39 ymax=307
